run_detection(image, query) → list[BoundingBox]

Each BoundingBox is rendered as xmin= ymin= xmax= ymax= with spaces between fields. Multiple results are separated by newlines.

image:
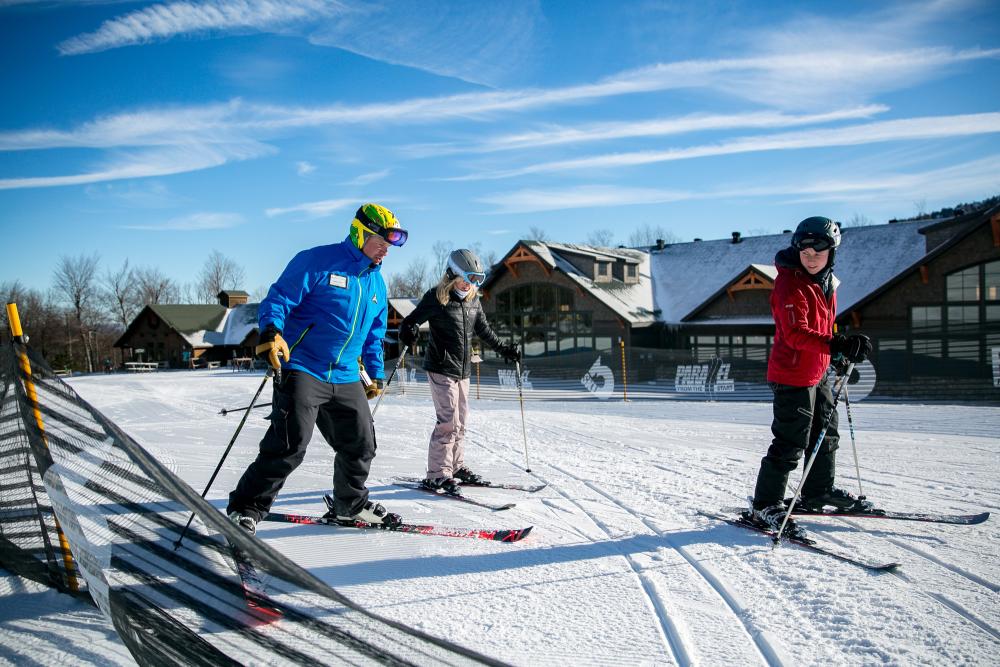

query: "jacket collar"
xmin=341 ymin=237 xmax=382 ymax=273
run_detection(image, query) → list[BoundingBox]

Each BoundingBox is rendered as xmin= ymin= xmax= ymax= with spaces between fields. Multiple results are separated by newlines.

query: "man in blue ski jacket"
xmin=227 ymin=203 xmax=408 ymax=533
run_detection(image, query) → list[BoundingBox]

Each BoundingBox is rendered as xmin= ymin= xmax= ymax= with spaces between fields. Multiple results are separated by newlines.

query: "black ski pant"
xmin=227 ymin=370 xmax=376 ymax=521
xmin=752 ymin=377 xmax=840 ymax=510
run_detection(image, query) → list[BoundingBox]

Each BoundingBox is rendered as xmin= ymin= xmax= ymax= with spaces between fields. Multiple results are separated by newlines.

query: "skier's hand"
xmin=364 ymin=378 xmax=383 ymax=400
xmin=255 ymin=327 xmax=290 ymax=370
xmin=399 ymin=322 xmax=418 ymax=348
xmin=829 ymin=333 xmax=871 ymax=364
xmin=499 ymin=342 xmax=521 ymax=364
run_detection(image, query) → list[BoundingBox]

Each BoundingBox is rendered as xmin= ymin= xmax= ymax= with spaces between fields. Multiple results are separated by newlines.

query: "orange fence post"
xmin=6 ymin=302 xmax=81 ymax=592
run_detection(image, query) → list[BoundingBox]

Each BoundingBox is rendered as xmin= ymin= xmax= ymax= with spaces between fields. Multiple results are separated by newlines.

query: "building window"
xmin=911 ymin=306 xmax=942 ymax=330
xmin=625 ymin=263 xmax=638 ymax=282
xmin=492 ymin=283 xmax=588 ymax=356
xmin=947 ymin=305 xmax=980 ymax=325
xmin=946 ymin=266 xmax=979 ymax=301
xmin=986 ymin=260 xmax=1000 ymax=301
xmin=596 ymin=262 xmax=611 ymax=281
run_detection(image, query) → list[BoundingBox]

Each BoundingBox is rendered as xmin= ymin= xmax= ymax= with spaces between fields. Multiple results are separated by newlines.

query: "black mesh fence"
xmin=0 ymin=339 xmax=499 ymax=666
xmin=387 ymin=332 xmax=999 ymax=404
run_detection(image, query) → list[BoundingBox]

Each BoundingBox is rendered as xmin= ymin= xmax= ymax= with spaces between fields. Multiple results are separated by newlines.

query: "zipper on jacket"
xmin=288 ymin=324 xmax=314 ymax=356
xmin=333 ymin=267 xmax=370 ymax=376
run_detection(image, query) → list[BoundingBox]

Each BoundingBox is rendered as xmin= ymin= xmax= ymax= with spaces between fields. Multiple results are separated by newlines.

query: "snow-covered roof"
xmin=650 ymin=220 xmax=930 ymax=324
xmin=524 ymin=241 xmax=657 ymax=327
xmin=178 ymin=302 xmax=259 ymax=348
xmin=388 ymin=297 xmax=429 ymax=331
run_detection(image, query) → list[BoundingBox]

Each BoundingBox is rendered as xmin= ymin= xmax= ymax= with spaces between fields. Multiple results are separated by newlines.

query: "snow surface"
xmin=4 ymin=369 xmax=998 ymax=666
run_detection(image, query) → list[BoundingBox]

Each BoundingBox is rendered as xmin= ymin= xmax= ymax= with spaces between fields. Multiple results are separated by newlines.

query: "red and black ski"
xmin=228 ymin=541 xmax=284 ymax=619
xmin=698 ymin=510 xmax=900 ymax=572
xmin=264 ymin=512 xmax=532 ymax=543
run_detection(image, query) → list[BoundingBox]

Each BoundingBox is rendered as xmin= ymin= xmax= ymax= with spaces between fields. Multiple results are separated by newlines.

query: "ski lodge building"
xmin=113 ymin=204 xmax=999 ymax=397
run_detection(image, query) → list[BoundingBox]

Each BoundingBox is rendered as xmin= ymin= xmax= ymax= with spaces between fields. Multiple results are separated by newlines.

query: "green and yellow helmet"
xmin=349 ymin=203 xmax=407 ymax=249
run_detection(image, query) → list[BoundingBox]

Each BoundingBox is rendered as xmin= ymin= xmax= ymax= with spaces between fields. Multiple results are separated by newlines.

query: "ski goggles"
xmin=792 ymin=234 xmax=834 ymax=252
xmin=449 ymin=267 xmax=486 ymax=286
xmin=355 ymin=212 xmax=408 ymax=247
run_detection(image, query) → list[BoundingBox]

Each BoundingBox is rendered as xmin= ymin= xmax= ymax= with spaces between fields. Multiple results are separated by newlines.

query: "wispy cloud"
xmin=296 ymin=160 xmax=316 ymax=176
xmin=265 ymin=197 xmax=356 ymax=218
xmin=477 ymin=154 xmax=1000 ymax=214
xmin=452 ymin=112 xmax=1000 ymax=181
xmin=121 ymin=211 xmax=245 ymax=230
xmin=340 ymin=169 xmax=390 ymax=187
xmin=58 ymin=0 xmax=333 ymax=55
xmin=0 ymin=143 xmax=270 ymax=190
xmin=402 ymin=106 xmax=889 ymax=157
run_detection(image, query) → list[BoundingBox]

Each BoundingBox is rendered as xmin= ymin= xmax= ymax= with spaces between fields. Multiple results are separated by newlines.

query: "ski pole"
xmin=371 ymin=347 xmax=408 ymax=418
xmin=219 ymin=403 xmax=270 ymax=416
xmin=514 ymin=359 xmax=532 ymax=472
xmin=843 ymin=384 xmax=865 ymax=499
xmin=174 ymin=367 xmax=275 ymax=550
xmin=773 ymin=362 xmax=854 ymax=546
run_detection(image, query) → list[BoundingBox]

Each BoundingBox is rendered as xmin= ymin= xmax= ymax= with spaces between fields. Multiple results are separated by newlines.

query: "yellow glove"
xmin=255 ymin=333 xmax=289 ymax=370
xmin=364 ymin=378 xmax=383 ymax=400
xmin=359 ymin=359 xmax=383 ymax=399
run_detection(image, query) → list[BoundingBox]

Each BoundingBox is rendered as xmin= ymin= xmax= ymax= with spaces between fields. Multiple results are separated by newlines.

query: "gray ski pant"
xmin=426 ymin=371 xmax=470 ymax=480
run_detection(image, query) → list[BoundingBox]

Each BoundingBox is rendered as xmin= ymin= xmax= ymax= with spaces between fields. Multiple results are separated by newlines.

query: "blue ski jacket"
xmin=258 ymin=238 xmax=387 ymax=383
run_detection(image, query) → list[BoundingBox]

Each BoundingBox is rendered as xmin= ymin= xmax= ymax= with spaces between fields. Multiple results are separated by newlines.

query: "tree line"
xmin=1 ymin=251 xmax=249 ymax=373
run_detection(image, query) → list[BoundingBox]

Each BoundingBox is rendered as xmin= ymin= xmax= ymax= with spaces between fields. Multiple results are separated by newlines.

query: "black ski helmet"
xmin=791 ymin=216 xmax=841 ymax=252
xmin=446 ymin=249 xmax=487 ymax=285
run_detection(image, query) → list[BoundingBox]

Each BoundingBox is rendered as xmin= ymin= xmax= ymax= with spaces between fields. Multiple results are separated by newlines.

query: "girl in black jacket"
xmin=399 ymin=249 xmax=520 ymax=494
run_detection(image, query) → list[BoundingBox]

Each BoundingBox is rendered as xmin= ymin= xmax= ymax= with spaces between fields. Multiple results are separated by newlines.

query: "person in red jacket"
xmin=749 ymin=217 xmax=873 ymax=537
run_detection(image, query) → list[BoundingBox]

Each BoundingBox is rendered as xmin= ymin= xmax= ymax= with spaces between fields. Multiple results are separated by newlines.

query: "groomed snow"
xmin=4 ymin=369 xmax=997 ymax=666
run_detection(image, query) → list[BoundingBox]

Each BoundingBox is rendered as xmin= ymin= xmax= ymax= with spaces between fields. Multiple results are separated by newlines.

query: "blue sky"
xmin=1 ymin=0 xmax=999 ymax=297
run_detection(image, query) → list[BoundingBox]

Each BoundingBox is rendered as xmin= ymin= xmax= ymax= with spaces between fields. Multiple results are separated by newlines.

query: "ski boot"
xmin=228 ymin=511 xmax=258 ymax=536
xmin=323 ymin=494 xmax=402 ymax=528
xmin=797 ymin=488 xmax=876 ymax=514
xmin=421 ymin=476 xmax=462 ymax=496
xmin=454 ymin=467 xmax=488 ymax=485
xmin=746 ymin=503 xmax=807 ymax=540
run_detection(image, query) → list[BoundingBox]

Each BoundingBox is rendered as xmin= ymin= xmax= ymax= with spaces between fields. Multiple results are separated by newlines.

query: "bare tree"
xmin=627 ymin=224 xmax=680 ymax=247
xmin=587 ymin=229 xmax=615 ymax=246
xmin=251 ymin=285 xmax=270 ymax=302
xmin=528 ymin=225 xmax=549 ymax=242
xmin=52 ymin=253 xmax=101 ymax=372
xmin=844 ymin=213 xmax=874 ymax=228
xmin=481 ymin=248 xmax=499 ymax=270
xmin=135 ymin=266 xmax=179 ymax=305
xmin=198 ymin=250 xmax=246 ymax=302
xmin=913 ymin=198 xmax=928 ymax=217
xmin=100 ymin=259 xmax=138 ymax=328
xmin=387 ymin=257 xmax=431 ymax=298
xmin=431 ymin=240 xmax=451 ymax=274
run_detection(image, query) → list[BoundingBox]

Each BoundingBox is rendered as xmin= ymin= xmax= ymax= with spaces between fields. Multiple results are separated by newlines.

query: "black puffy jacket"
xmin=400 ymin=289 xmax=504 ymax=380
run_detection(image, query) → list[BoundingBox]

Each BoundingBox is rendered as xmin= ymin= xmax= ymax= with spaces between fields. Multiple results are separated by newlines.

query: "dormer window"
xmin=596 ymin=261 xmax=612 ymax=281
xmin=625 ymin=263 xmax=638 ymax=283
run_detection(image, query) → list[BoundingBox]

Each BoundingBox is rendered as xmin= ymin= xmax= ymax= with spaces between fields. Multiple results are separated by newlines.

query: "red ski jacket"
xmin=767 ymin=265 xmax=837 ymax=387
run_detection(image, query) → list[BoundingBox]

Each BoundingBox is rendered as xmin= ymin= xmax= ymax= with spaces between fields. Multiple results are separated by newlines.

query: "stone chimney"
xmin=731 ymin=231 xmax=742 ymax=244
xmin=655 ymin=238 xmax=666 ymax=250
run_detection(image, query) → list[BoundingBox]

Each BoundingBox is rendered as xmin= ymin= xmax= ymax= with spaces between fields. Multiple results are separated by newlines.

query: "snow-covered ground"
xmin=3 ymin=369 xmax=998 ymax=665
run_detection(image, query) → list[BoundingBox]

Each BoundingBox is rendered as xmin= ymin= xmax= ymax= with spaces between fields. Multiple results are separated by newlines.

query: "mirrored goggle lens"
xmin=464 ymin=271 xmax=486 ymax=286
xmin=379 ymin=228 xmax=408 ymax=247
xmin=794 ymin=236 xmax=832 ymax=252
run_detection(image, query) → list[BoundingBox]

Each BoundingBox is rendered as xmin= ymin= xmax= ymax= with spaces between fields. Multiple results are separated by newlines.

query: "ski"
xmin=393 ymin=482 xmax=516 ymax=511
xmin=698 ymin=511 xmax=900 ymax=572
xmin=228 ymin=541 xmax=283 ymax=618
xmin=264 ymin=512 xmax=532 ymax=543
xmin=720 ymin=506 xmax=989 ymax=525
xmin=394 ymin=476 xmax=546 ymax=493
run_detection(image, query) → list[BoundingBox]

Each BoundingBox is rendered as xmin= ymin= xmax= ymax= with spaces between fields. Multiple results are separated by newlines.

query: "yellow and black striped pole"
xmin=6 ymin=302 xmax=81 ymax=592
xmin=620 ymin=340 xmax=628 ymax=402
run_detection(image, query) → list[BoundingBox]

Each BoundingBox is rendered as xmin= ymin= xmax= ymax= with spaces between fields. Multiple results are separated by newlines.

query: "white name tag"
xmin=329 ymin=274 xmax=348 ymax=288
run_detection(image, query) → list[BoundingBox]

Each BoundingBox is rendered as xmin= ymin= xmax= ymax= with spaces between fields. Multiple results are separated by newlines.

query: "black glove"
xmin=499 ymin=342 xmax=521 ymax=364
xmin=399 ymin=322 xmax=418 ymax=348
xmin=831 ymin=356 xmax=861 ymax=384
xmin=829 ymin=333 xmax=872 ymax=364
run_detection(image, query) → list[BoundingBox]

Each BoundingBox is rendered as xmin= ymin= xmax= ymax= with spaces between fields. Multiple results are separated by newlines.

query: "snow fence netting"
xmin=0 ymin=340 xmax=499 ymax=666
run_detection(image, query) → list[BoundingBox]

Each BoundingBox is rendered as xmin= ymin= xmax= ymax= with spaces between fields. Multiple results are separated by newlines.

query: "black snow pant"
xmin=227 ymin=370 xmax=376 ymax=521
xmin=752 ymin=376 xmax=840 ymax=510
